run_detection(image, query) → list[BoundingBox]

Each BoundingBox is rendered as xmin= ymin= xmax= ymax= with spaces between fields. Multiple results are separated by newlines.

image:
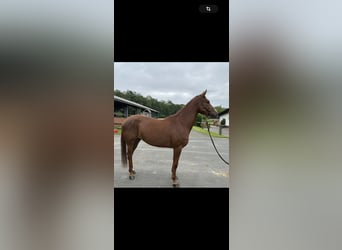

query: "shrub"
xmin=195 ymin=113 xmax=203 ymax=127
xmin=220 ymin=118 xmax=226 ymax=126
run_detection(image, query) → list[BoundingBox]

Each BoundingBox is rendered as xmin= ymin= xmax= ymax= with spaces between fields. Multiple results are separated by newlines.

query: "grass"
xmin=113 ymin=126 xmax=121 ymax=135
xmin=192 ymin=126 xmax=228 ymax=138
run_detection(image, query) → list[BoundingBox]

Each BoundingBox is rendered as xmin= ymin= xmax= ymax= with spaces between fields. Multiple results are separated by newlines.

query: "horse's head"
xmin=197 ymin=90 xmax=218 ymax=118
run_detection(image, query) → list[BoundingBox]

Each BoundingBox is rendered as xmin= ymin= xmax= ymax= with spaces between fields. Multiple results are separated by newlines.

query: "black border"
xmin=114 ymin=187 xmax=229 ymax=249
xmin=114 ymin=0 xmax=229 ymax=62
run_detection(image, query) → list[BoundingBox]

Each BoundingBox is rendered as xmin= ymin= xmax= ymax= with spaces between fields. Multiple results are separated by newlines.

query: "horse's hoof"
xmin=172 ymin=183 xmax=179 ymax=188
xmin=172 ymin=176 xmax=179 ymax=187
xmin=172 ymin=180 xmax=179 ymax=188
xmin=129 ymin=175 xmax=135 ymax=180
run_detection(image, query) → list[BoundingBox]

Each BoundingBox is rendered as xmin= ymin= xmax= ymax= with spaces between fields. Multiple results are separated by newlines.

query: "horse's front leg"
xmin=171 ymin=146 xmax=182 ymax=187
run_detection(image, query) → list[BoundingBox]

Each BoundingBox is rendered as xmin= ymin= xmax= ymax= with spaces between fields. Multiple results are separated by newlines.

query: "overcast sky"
xmin=114 ymin=62 xmax=229 ymax=108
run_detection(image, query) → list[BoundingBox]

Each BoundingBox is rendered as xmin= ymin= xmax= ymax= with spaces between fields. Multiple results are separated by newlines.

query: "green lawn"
xmin=192 ymin=126 xmax=228 ymax=138
xmin=114 ymin=126 xmax=121 ymax=135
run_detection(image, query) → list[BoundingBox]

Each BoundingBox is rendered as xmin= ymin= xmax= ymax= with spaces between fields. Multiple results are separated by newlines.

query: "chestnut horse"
xmin=120 ymin=90 xmax=218 ymax=186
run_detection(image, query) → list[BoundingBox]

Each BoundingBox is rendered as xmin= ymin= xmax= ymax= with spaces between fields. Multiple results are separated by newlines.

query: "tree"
xmin=114 ymin=89 xmax=221 ymax=118
xmin=195 ymin=114 xmax=203 ymax=127
xmin=215 ymin=105 xmax=225 ymax=113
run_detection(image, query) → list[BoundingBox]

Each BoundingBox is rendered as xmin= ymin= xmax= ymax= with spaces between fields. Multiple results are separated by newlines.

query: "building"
xmin=114 ymin=95 xmax=159 ymax=125
xmin=218 ymin=108 xmax=229 ymax=127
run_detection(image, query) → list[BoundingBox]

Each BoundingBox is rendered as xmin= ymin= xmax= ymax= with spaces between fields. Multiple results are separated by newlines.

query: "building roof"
xmin=114 ymin=95 xmax=159 ymax=113
xmin=218 ymin=108 xmax=229 ymax=116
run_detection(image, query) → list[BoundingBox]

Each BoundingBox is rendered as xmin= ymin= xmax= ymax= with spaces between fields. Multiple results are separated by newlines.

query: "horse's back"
xmin=122 ymin=115 xmax=155 ymax=136
xmin=122 ymin=115 xmax=154 ymax=127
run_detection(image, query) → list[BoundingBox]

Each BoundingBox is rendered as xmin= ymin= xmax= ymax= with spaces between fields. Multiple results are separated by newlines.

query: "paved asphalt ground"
xmin=114 ymin=128 xmax=229 ymax=188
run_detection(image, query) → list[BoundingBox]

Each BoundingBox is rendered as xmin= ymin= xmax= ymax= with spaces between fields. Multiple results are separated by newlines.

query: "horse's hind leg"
xmin=133 ymin=138 xmax=141 ymax=152
xmin=127 ymin=144 xmax=135 ymax=180
xmin=127 ymin=138 xmax=140 ymax=180
xmin=129 ymin=138 xmax=140 ymax=180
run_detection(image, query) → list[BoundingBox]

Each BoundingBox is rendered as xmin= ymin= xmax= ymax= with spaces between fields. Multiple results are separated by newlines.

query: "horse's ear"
xmin=201 ymin=89 xmax=207 ymax=97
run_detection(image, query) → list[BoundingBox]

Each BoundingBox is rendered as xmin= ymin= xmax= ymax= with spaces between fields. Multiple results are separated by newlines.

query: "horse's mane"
xmin=169 ymin=94 xmax=200 ymax=118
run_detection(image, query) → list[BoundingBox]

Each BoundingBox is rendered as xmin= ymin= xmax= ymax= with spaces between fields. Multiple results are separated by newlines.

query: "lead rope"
xmin=206 ymin=121 xmax=229 ymax=166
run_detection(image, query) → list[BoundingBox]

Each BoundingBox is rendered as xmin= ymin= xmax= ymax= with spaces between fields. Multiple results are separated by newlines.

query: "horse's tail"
xmin=121 ymin=133 xmax=127 ymax=167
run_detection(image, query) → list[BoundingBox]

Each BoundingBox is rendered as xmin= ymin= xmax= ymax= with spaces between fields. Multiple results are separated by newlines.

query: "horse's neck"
xmin=176 ymin=98 xmax=199 ymax=132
